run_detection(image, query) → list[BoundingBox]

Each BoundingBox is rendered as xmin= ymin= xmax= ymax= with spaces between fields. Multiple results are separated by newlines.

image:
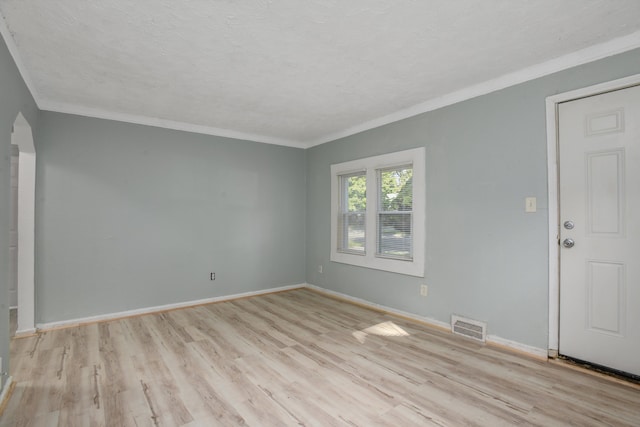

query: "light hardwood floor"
xmin=1 ymin=288 xmax=639 ymax=426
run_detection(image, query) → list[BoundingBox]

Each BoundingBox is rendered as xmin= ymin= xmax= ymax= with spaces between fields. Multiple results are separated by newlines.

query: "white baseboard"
xmin=36 ymin=283 xmax=306 ymax=331
xmin=486 ymin=335 xmax=548 ymax=359
xmin=14 ymin=328 xmax=37 ymax=337
xmin=32 ymin=281 xmax=548 ymax=360
xmin=305 ymin=283 xmax=451 ymax=331
xmin=305 ymin=283 xmax=548 ymax=360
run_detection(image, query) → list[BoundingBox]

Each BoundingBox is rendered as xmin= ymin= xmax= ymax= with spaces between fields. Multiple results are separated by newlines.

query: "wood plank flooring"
xmin=1 ymin=288 xmax=639 ymax=426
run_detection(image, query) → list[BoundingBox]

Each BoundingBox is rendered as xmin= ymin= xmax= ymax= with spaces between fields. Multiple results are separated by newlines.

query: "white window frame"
xmin=330 ymin=147 xmax=425 ymax=277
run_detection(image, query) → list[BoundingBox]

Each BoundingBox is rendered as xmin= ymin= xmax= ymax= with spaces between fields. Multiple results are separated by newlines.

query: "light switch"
xmin=525 ymin=197 xmax=537 ymax=213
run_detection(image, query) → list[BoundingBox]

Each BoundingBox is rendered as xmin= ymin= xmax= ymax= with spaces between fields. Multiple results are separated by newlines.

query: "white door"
xmin=9 ymin=145 xmax=19 ymax=307
xmin=558 ymin=84 xmax=640 ymax=377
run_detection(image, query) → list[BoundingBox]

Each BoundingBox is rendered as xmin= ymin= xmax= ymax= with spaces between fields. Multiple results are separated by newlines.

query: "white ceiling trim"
xmin=2 ymin=10 xmax=303 ymax=148
xmin=38 ymin=99 xmax=306 ymax=148
xmin=2 ymin=5 xmax=640 ymax=150
xmin=305 ymin=30 xmax=640 ymax=148
xmin=0 ymin=12 xmax=41 ymax=108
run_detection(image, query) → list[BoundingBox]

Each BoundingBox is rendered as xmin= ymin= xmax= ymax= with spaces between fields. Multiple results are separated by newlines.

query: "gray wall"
xmin=36 ymin=112 xmax=306 ymax=323
xmin=306 ymin=48 xmax=640 ymax=350
xmin=2 ymin=31 xmax=639 ymax=388
xmin=0 ymin=36 xmax=38 ymax=387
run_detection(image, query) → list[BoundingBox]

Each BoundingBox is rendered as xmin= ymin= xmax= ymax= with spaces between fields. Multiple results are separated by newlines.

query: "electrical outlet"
xmin=420 ymin=284 xmax=428 ymax=297
xmin=210 ymin=272 xmax=215 ymax=281
xmin=318 ymin=265 xmax=323 ymax=274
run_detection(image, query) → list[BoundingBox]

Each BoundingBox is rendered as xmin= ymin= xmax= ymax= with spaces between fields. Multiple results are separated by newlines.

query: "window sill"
xmin=331 ymin=251 xmax=424 ymax=277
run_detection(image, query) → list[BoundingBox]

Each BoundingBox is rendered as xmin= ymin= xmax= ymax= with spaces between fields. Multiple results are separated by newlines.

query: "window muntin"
xmin=338 ymin=172 xmax=366 ymax=254
xmin=377 ymin=166 xmax=413 ymax=260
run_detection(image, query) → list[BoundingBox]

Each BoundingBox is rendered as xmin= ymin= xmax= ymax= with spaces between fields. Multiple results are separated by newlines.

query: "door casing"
xmin=12 ymin=112 xmax=36 ymax=335
xmin=545 ymin=73 xmax=640 ymax=355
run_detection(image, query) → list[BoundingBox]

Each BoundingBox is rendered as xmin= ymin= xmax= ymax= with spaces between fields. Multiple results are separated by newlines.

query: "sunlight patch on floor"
xmin=353 ymin=321 xmax=409 ymax=344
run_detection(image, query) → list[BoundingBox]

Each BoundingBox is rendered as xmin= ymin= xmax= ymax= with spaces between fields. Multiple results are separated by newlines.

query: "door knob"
xmin=562 ymin=238 xmax=575 ymax=248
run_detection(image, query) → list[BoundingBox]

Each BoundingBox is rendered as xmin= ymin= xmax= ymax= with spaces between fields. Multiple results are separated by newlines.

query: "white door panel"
xmin=558 ymin=84 xmax=640 ymax=376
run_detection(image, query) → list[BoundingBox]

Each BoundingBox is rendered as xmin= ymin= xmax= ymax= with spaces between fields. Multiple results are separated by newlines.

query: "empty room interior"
xmin=1 ymin=1 xmax=640 ymax=426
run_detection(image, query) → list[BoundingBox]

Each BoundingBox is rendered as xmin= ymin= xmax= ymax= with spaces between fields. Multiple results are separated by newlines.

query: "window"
xmin=377 ymin=165 xmax=413 ymax=260
xmin=338 ymin=172 xmax=366 ymax=254
xmin=331 ymin=148 xmax=425 ymax=277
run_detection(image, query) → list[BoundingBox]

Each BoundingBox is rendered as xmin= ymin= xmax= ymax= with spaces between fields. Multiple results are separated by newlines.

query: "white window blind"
xmin=377 ymin=165 xmax=413 ymax=260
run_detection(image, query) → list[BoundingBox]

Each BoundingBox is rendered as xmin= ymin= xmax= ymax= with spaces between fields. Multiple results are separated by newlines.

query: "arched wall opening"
xmin=11 ymin=112 xmax=35 ymax=335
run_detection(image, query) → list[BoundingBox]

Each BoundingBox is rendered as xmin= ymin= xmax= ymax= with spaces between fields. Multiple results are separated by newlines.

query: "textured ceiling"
xmin=1 ymin=1 xmax=640 ymax=147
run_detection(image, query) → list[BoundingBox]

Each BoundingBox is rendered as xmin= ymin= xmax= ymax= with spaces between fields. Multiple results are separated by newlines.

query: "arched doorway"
xmin=11 ymin=112 xmax=35 ymax=335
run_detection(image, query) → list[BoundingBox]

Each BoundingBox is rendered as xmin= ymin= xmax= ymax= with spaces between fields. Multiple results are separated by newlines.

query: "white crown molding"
xmin=303 ymin=30 xmax=640 ymax=148
xmin=2 ymin=11 xmax=305 ymax=148
xmin=38 ymin=99 xmax=307 ymax=149
xmin=0 ymin=11 xmax=41 ymax=108
xmin=2 ymin=7 xmax=640 ymax=150
xmin=1 ymin=16 xmax=304 ymax=148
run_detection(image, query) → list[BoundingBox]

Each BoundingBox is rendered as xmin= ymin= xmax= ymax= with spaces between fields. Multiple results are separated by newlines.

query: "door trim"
xmin=546 ymin=73 xmax=640 ymax=355
xmin=12 ymin=112 xmax=36 ymax=335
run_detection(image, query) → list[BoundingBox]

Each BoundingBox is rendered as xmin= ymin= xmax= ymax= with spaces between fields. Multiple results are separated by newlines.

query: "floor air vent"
xmin=451 ymin=315 xmax=487 ymax=343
